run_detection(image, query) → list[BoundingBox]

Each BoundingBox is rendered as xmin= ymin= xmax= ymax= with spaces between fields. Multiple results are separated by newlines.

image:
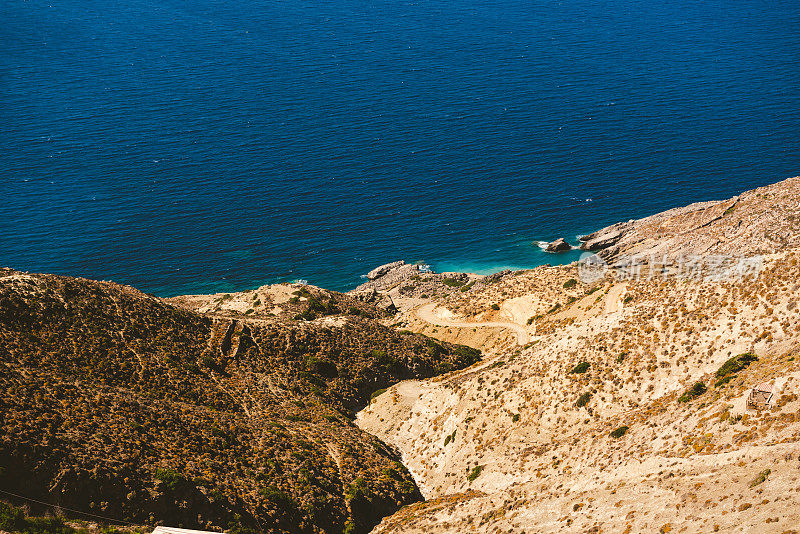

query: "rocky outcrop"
xmin=352 ymin=286 xmax=398 ymax=313
xmin=367 ymin=260 xmax=406 ymax=280
xmin=577 ymin=176 xmax=800 ymax=263
xmin=354 ymin=262 xmax=421 ymax=294
xmin=484 ymin=270 xmax=512 ymax=283
xmin=579 ymin=221 xmax=631 ymax=252
xmin=543 ymin=238 xmax=572 ymax=253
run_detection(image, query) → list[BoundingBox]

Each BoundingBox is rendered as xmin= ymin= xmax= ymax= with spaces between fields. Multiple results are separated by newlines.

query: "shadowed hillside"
xmin=0 ymin=269 xmax=480 ymax=534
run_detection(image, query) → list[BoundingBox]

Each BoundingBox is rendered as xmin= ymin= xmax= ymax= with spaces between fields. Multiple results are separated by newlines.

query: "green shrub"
xmin=381 ymin=467 xmax=402 ymax=481
xmin=293 ymin=296 xmax=340 ymax=321
xmin=569 ymin=362 xmax=590 ymax=374
xmin=749 ymin=469 xmax=770 ymax=488
xmin=444 ymin=429 xmax=457 ymax=446
xmin=576 ymin=392 xmax=591 ymax=407
xmin=307 ymin=357 xmax=338 ymax=378
xmin=399 ymin=480 xmax=416 ymax=494
xmin=227 ymin=513 xmax=258 ymax=534
xmin=678 ymin=381 xmax=707 ymax=403
xmin=716 ymin=352 xmax=758 ymax=379
xmin=426 ymin=339 xmax=446 ymax=358
xmin=307 ymin=297 xmax=338 ymax=315
xmin=0 ymin=501 xmax=24 ymax=532
xmin=527 ymin=314 xmax=542 ymax=325
xmin=259 ymin=486 xmax=293 ymax=506
xmin=345 ymin=477 xmax=368 ymax=501
xmin=715 ymin=375 xmax=734 ymax=388
xmin=294 ymin=311 xmax=314 ymax=321
xmin=442 ymin=277 xmax=464 ymax=288
xmin=563 ymin=278 xmax=577 ymax=289
xmin=460 ymin=281 xmax=475 ymax=292
xmin=371 ymin=388 xmax=388 ymax=401
xmin=370 ymin=349 xmax=387 ymax=361
xmin=714 ymin=352 xmax=758 ymax=386
xmin=610 ymin=426 xmax=629 ymax=439
xmin=547 ymin=303 xmax=561 ymax=314
xmin=154 ymin=467 xmax=186 ymax=491
xmin=467 ymin=465 xmax=484 ymax=483
xmin=453 ymin=345 xmax=481 ymax=364
xmin=511 ymin=413 xmax=520 ymax=422
xmin=490 ymin=303 xmax=500 ymax=311
xmin=32 ymin=518 xmax=76 ymax=534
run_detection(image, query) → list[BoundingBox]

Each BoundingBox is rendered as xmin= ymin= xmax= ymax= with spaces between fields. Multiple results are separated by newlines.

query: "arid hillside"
xmin=0 ymin=269 xmax=480 ymax=534
xmin=357 ymin=177 xmax=800 ymax=533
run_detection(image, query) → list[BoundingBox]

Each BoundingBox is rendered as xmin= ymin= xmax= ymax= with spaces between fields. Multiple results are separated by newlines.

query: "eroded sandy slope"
xmin=358 ymin=245 xmax=800 ymax=533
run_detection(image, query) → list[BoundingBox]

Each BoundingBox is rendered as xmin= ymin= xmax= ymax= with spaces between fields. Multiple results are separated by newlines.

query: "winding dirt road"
xmin=415 ymin=302 xmax=530 ymax=345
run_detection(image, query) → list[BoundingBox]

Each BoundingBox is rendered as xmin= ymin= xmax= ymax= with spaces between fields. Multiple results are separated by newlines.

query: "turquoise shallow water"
xmin=1 ymin=0 xmax=799 ymax=295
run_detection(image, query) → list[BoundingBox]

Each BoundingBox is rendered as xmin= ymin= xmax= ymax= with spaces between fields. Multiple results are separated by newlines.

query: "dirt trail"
xmin=604 ymin=282 xmax=627 ymax=314
xmin=415 ymin=303 xmax=530 ymax=345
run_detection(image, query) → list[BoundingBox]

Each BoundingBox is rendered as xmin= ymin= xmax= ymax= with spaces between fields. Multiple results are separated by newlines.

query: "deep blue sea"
xmin=2 ymin=0 xmax=799 ymax=295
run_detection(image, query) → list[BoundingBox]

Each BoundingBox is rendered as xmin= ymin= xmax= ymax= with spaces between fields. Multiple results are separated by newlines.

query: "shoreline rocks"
xmin=543 ymin=238 xmax=572 ymax=253
xmin=354 ymin=261 xmax=421 ymax=295
xmin=367 ymin=260 xmax=406 ymax=280
xmin=579 ymin=222 xmax=631 ymax=252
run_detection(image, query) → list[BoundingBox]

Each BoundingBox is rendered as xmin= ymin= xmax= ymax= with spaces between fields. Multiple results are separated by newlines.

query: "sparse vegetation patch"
xmin=467 ymin=465 xmax=484 ymax=483
xmin=715 ymin=352 xmax=758 ymax=386
xmin=749 ymin=469 xmax=770 ymax=488
xmin=569 ymin=362 xmax=590 ymax=374
xmin=678 ymin=381 xmax=707 ymax=403
xmin=610 ymin=426 xmax=629 ymax=439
